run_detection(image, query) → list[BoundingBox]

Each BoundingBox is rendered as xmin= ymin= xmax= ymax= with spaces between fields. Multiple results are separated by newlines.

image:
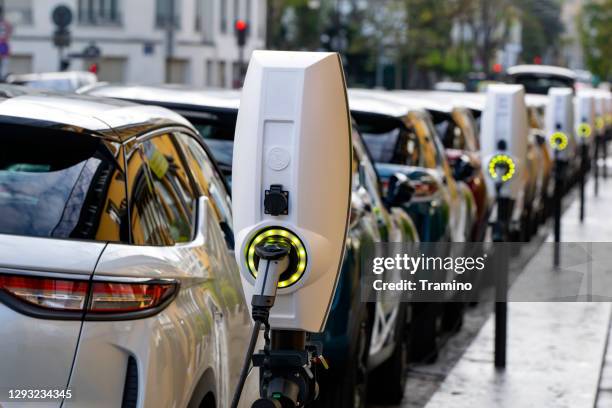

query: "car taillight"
xmin=0 ymin=275 xmax=88 ymax=311
xmin=0 ymin=274 xmax=178 ymax=319
xmin=412 ymin=179 xmax=439 ymax=197
xmin=89 ymin=282 xmax=176 ymax=313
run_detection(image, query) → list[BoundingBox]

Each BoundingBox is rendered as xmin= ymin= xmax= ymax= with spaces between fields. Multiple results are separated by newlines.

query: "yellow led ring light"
xmin=549 ymin=132 xmax=568 ymax=151
xmin=488 ymin=154 xmax=516 ymax=182
xmin=596 ymin=117 xmax=605 ymax=131
xmin=577 ymin=123 xmax=592 ymax=138
xmin=246 ymin=227 xmax=307 ymax=288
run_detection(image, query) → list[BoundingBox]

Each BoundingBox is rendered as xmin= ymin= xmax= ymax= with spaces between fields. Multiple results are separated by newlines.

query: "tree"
xmin=579 ymin=0 xmax=612 ymax=81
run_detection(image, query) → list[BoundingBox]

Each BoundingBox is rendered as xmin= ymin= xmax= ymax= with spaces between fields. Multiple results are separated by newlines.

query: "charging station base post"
xmin=580 ymin=144 xmax=588 ymax=223
xmin=553 ymin=158 xmax=565 ymax=268
xmin=493 ymin=194 xmax=510 ymax=369
xmin=594 ymin=137 xmax=600 ymax=197
xmin=603 ymin=137 xmax=608 ymax=179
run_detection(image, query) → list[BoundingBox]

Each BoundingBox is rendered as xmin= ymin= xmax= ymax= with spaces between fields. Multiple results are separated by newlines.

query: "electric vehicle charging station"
xmin=575 ymin=91 xmax=596 ymax=221
xmin=480 ymin=84 xmax=529 ymax=368
xmin=230 ymin=50 xmax=352 ymax=408
xmin=545 ymin=87 xmax=573 ymax=267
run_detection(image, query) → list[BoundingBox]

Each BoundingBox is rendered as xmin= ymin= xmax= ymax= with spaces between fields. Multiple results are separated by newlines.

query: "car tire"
xmin=441 ymin=301 xmax=464 ymax=333
xmin=366 ymin=304 xmax=409 ymax=405
xmin=316 ymin=305 xmax=370 ymax=408
xmin=408 ymin=302 xmax=439 ymax=363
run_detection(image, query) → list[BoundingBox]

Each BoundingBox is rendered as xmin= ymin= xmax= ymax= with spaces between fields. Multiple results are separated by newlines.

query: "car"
xmin=6 ymin=71 xmax=98 ymax=92
xmin=390 ymin=90 xmax=492 ymax=241
xmin=349 ymin=89 xmax=476 ymax=244
xmin=0 ymin=85 xmax=255 ymax=408
xmin=446 ymin=90 xmax=542 ymax=240
xmin=506 ymin=64 xmax=577 ymax=95
xmin=348 ymin=89 xmax=474 ymax=359
xmin=80 ymin=83 xmax=420 ymax=407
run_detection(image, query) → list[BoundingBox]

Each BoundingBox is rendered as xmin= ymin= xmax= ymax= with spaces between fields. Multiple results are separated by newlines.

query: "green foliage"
xmin=579 ymin=0 xmax=612 ymax=80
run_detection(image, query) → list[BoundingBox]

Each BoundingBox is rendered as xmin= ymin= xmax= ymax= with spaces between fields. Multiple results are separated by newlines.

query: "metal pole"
xmin=553 ymin=156 xmax=563 ymax=268
xmin=604 ymin=135 xmax=608 ymax=179
xmin=494 ymin=185 xmax=509 ymax=369
xmin=594 ymin=136 xmax=600 ymax=197
xmin=580 ymin=144 xmax=587 ymax=222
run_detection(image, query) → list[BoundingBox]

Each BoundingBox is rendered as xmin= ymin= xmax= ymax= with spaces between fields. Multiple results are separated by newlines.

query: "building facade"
xmin=3 ymin=0 xmax=266 ymax=87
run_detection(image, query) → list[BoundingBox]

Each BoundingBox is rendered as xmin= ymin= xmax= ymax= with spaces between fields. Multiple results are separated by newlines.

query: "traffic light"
xmin=88 ymin=62 xmax=98 ymax=74
xmin=235 ymin=19 xmax=248 ymax=47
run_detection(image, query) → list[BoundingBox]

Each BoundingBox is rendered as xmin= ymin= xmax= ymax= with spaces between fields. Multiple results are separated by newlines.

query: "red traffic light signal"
xmin=235 ymin=19 xmax=247 ymax=32
xmin=235 ymin=19 xmax=248 ymax=47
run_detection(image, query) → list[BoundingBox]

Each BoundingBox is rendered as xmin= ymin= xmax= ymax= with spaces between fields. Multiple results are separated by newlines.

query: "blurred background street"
xmin=0 ymin=0 xmax=608 ymax=89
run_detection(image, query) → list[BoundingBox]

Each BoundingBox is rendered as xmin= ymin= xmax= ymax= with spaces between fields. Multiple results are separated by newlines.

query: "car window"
xmin=353 ymin=112 xmax=421 ymax=167
xmin=0 ymin=124 xmax=128 ymax=242
xmin=176 ymin=132 xmax=235 ymax=248
xmin=431 ymin=111 xmax=467 ymax=150
xmin=141 ymin=133 xmax=197 ymax=244
xmin=510 ymin=74 xmax=574 ymax=95
xmin=125 ymin=144 xmax=175 ymax=246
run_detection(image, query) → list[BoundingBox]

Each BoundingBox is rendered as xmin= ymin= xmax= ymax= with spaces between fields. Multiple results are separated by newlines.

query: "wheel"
xmin=316 ymin=305 xmax=370 ymax=408
xmin=441 ymin=301 xmax=464 ymax=333
xmin=408 ymin=302 xmax=439 ymax=363
xmin=367 ymin=304 xmax=409 ymax=405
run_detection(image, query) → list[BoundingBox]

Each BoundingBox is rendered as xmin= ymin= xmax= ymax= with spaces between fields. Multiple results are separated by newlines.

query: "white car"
xmin=0 ymin=85 xmax=254 ymax=407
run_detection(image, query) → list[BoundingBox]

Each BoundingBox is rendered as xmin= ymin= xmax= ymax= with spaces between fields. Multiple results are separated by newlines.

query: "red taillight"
xmin=89 ymin=282 xmax=175 ymax=313
xmin=0 ymin=274 xmax=177 ymax=318
xmin=0 ymin=275 xmax=88 ymax=311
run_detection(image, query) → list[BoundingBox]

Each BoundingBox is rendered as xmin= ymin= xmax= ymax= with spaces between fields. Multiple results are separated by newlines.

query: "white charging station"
xmin=575 ymin=91 xmax=596 ymax=145
xmin=545 ymin=87 xmax=574 ymax=161
xmin=232 ymin=50 xmax=352 ymax=333
xmin=480 ymin=84 xmax=529 ymax=202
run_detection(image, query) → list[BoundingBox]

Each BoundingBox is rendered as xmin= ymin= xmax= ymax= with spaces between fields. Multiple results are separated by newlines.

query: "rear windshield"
xmin=180 ymin=108 xmax=237 ymax=181
xmin=0 ymin=123 xmax=128 ymax=242
xmin=510 ymin=74 xmax=574 ymax=95
xmin=352 ymin=112 xmax=422 ymax=167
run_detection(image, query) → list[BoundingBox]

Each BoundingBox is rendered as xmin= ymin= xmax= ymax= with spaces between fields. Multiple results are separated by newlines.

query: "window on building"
xmin=156 ymin=0 xmax=181 ymax=28
xmin=234 ymin=0 xmax=240 ymax=20
xmin=3 ymin=0 xmax=33 ymax=25
xmin=195 ymin=0 xmax=214 ymax=42
xmin=219 ymin=0 xmax=227 ymax=33
xmin=166 ymin=58 xmax=189 ymax=84
xmin=217 ymin=60 xmax=226 ymax=87
xmin=78 ymin=0 xmax=121 ymax=25
xmin=257 ymin=0 xmax=265 ymax=39
xmin=206 ymin=60 xmax=214 ymax=87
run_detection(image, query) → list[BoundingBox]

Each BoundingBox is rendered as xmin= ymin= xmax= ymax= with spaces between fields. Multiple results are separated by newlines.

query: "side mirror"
xmin=386 ymin=172 xmax=415 ymax=207
xmin=453 ymin=155 xmax=476 ymax=181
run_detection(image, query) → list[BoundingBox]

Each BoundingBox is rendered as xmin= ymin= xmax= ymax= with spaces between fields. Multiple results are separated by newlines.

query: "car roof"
xmin=0 ymin=84 xmax=193 ymax=142
xmin=507 ymin=65 xmax=577 ymax=80
xmin=7 ymin=71 xmax=97 ymax=82
xmin=348 ymin=89 xmax=418 ymax=118
xmin=81 ymin=83 xmax=242 ymax=111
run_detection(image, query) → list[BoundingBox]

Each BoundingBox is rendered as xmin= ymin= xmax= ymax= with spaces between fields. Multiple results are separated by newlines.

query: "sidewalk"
xmin=425 ymin=171 xmax=612 ymax=408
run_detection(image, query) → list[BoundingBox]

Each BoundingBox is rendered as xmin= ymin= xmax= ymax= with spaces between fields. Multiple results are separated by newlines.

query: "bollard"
xmin=493 ymin=189 xmax=511 ymax=369
xmin=580 ymin=144 xmax=588 ymax=222
xmin=553 ymin=156 xmax=565 ymax=268
xmin=594 ymin=136 xmax=600 ymax=196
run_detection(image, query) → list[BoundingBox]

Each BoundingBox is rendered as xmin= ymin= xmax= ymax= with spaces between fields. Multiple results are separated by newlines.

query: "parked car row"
xmin=0 ymin=66 xmax=610 ymax=408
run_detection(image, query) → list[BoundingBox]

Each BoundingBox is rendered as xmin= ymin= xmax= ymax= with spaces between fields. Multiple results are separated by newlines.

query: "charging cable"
xmin=230 ymin=241 xmax=291 ymax=408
